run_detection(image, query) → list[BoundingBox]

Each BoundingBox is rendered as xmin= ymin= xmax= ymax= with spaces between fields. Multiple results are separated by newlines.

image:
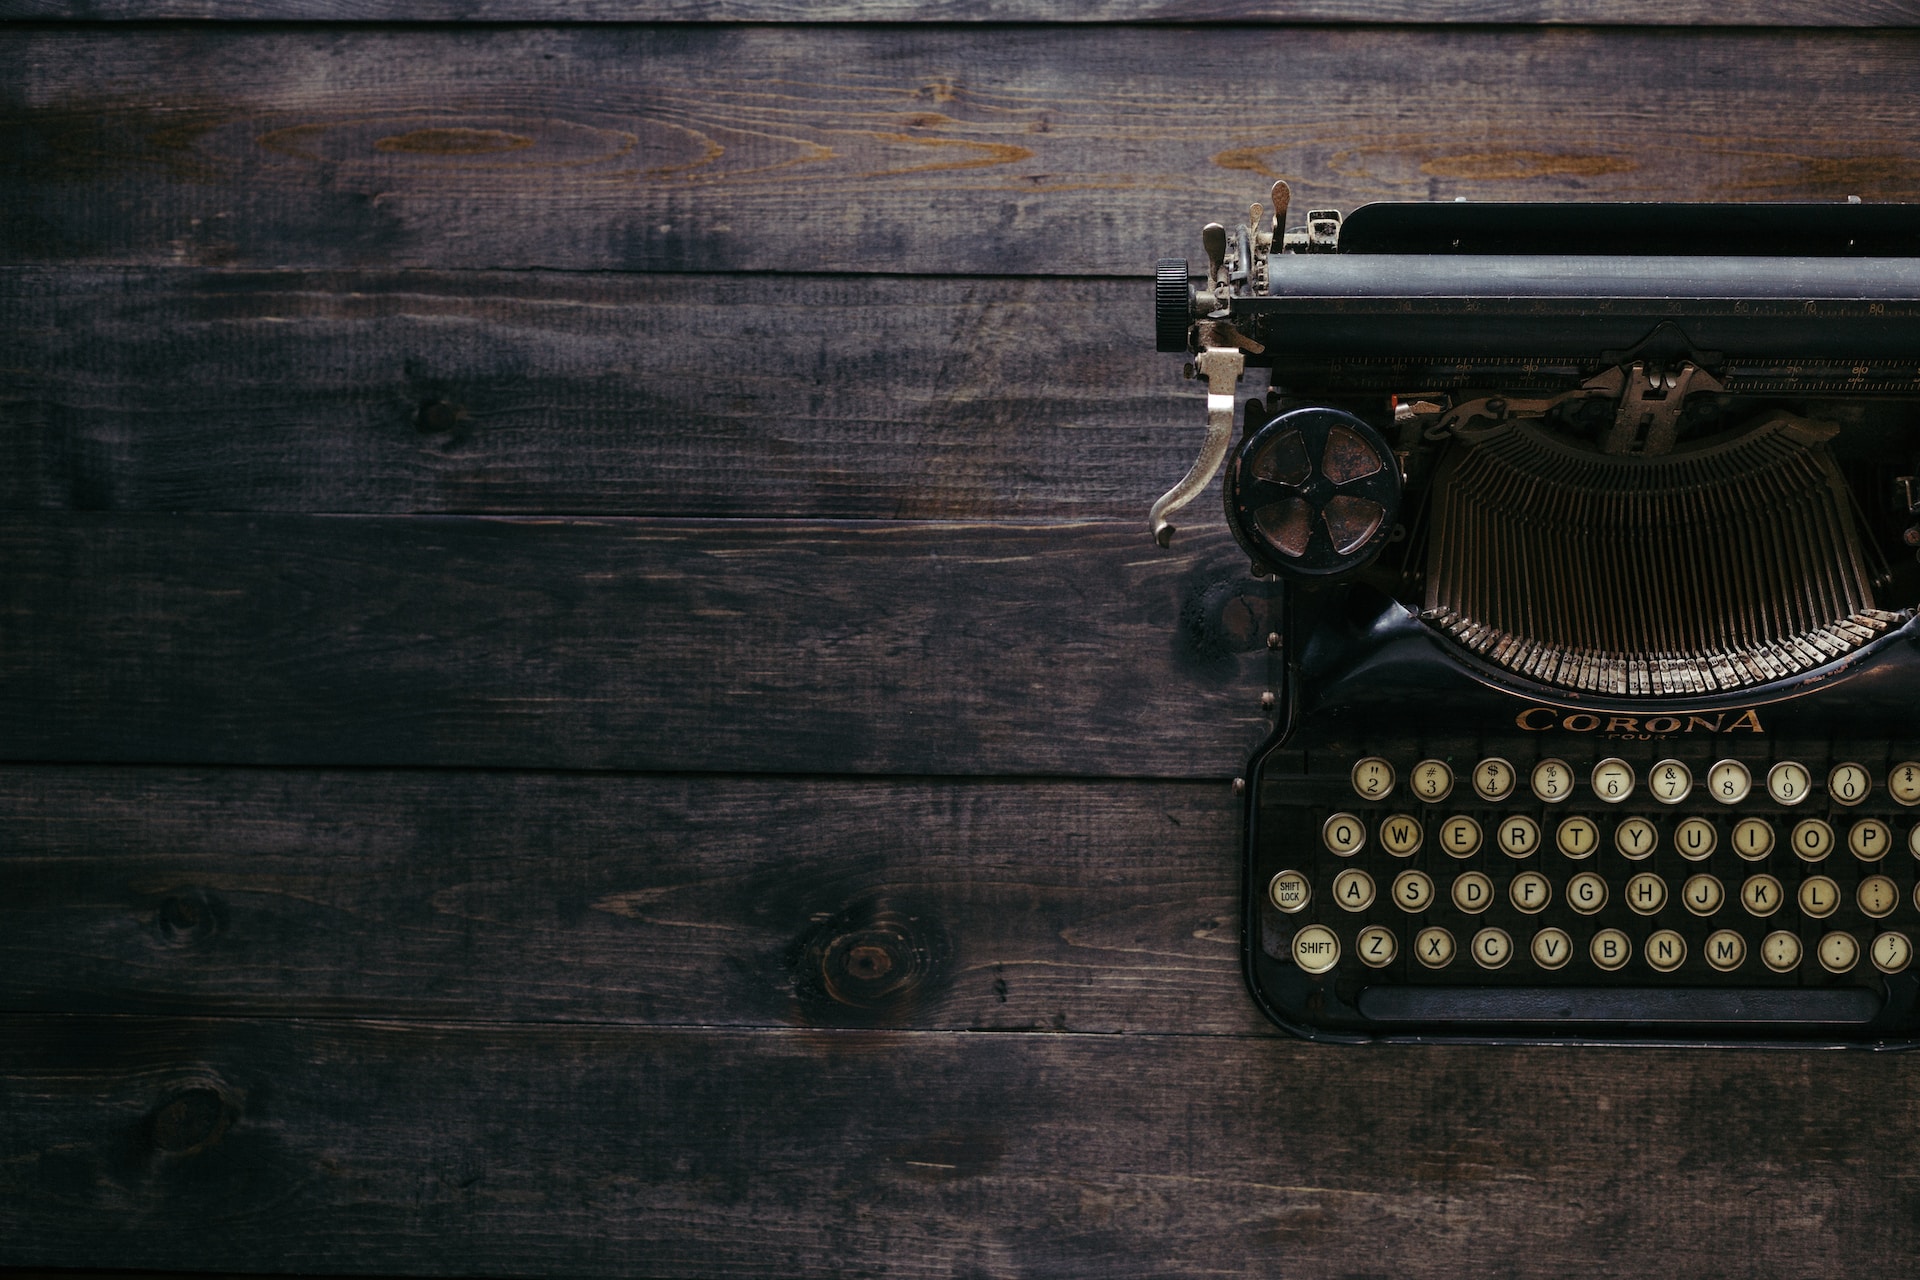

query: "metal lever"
xmin=1150 ymin=344 xmax=1245 ymax=547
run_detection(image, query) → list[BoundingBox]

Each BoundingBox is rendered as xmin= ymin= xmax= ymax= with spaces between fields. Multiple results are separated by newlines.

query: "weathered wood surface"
xmin=0 ymin=515 xmax=1273 ymax=774
xmin=6 ymin=1015 xmax=1920 ymax=1278
xmin=0 ymin=768 xmax=1257 ymax=1033
xmin=5 ymin=0 xmax=1918 ymax=23
xmin=0 ymin=269 xmax=1199 ymax=519
xmin=7 ymin=26 xmax=1920 ymax=274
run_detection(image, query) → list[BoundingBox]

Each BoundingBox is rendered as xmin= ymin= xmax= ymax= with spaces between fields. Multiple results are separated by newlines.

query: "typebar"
xmin=1358 ymin=986 xmax=1882 ymax=1024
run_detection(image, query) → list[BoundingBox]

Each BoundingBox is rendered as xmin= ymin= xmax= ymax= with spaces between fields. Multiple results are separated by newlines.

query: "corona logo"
xmin=1514 ymin=707 xmax=1765 ymax=734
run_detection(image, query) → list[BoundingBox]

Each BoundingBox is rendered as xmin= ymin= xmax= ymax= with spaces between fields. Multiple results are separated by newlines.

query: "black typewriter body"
xmin=1153 ymin=191 xmax=1920 ymax=1045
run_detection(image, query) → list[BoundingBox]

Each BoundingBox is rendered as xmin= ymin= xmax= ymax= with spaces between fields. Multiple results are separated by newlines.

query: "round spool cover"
xmin=1228 ymin=406 xmax=1401 ymax=579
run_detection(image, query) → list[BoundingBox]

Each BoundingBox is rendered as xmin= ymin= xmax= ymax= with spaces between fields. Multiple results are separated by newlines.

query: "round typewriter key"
xmin=1762 ymin=930 xmax=1803 ymax=972
xmin=1357 ymin=925 xmax=1398 ymax=968
xmin=1704 ymin=929 xmax=1747 ymax=972
xmin=1352 ymin=757 xmax=1395 ymax=800
xmin=1322 ymin=812 xmax=1366 ymax=856
xmin=1415 ymin=926 xmax=1455 ymax=969
xmin=1850 ymin=818 xmax=1892 ymax=862
xmin=1682 ymin=873 xmax=1724 ymax=916
xmin=1410 ymin=759 xmax=1453 ymax=802
xmin=1828 ymin=762 xmax=1871 ymax=807
xmin=1496 ymin=815 xmax=1540 ymax=858
xmin=1531 ymin=758 xmax=1575 ymax=803
xmin=1858 ymin=875 xmax=1899 ymax=918
xmin=1646 ymin=929 xmax=1687 ymax=973
xmin=1439 ymin=814 xmax=1483 ymax=858
xmin=1798 ymin=874 xmax=1840 ymax=919
xmin=1674 ymin=817 xmax=1717 ymax=861
xmin=1590 ymin=758 xmax=1634 ymax=803
xmin=1614 ymin=816 xmax=1658 ymax=861
xmin=1912 ymin=824 xmax=1920 ymax=858
xmin=1451 ymin=871 xmax=1494 ymax=914
xmin=1625 ymin=872 xmax=1667 ymax=916
xmin=1556 ymin=815 xmax=1599 ymax=859
xmin=1473 ymin=757 xmax=1517 ymax=802
xmin=1509 ymin=870 xmax=1552 ymax=914
xmin=1767 ymin=761 xmax=1812 ymax=807
xmin=1707 ymin=759 xmax=1752 ymax=805
xmin=1892 ymin=762 xmax=1920 ymax=807
xmin=1332 ymin=868 xmax=1376 ymax=912
xmin=1733 ymin=817 xmax=1775 ymax=861
xmin=1567 ymin=872 xmax=1608 ymax=915
xmin=1472 ymin=927 xmax=1513 ymax=970
xmin=1790 ymin=818 xmax=1834 ymax=862
xmin=1379 ymin=814 xmax=1423 ymax=857
xmin=1268 ymin=870 xmax=1311 ymax=913
xmin=1649 ymin=759 xmax=1692 ymax=805
xmin=1531 ymin=926 xmax=1573 ymax=970
xmin=1872 ymin=931 xmax=1913 ymax=975
xmin=1741 ymin=874 xmax=1785 ymax=917
xmin=1818 ymin=931 xmax=1860 ymax=974
xmin=1292 ymin=925 xmax=1341 ymax=974
xmin=1590 ymin=928 xmax=1631 ymax=971
xmin=1392 ymin=869 xmax=1435 ymax=912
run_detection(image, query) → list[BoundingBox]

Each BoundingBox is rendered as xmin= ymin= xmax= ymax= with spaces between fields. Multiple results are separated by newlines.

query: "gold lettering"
xmin=1687 ymin=714 xmax=1725 ymax=732
xmin=1516 ymin=707 xmax=1557 ymax=731
xmin=1605 ymin=716 xmax=1639 ymax=733
xmin=1562 ymin=713 xmax=1600 ymax=732
xmin=1644 ymin=716 xmax=1682 ymax=734
xmin=1727 ymin=709 xmax=1765 ymax=733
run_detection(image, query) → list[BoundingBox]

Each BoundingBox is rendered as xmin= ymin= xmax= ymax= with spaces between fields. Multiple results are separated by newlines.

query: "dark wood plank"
xmin=0 ymin=768 xmax=1259 ymax=1033
xmin=0 ymin=515 xmax=1275 ymax=774
xmin=5 ymin=1015 xmax=1918 ymax=1276
xmin=0 ymin=269 xmax=1199 ymax=519
xmin=7 ymin=26 xmax=1920 ymax=273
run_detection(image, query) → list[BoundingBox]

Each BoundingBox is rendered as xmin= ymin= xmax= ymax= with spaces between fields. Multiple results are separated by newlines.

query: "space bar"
xmin=1358 ymin=985 xmax=1882 ymax=1024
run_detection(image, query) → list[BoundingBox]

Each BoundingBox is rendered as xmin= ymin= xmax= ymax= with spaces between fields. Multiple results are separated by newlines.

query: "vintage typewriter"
xmin=1154 ymin=182 xmax=1920 ymax=1044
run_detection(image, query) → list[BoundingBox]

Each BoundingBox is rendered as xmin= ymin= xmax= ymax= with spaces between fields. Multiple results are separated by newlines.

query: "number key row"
xmin=1352 ymin=756 xmax=1919 ymax=806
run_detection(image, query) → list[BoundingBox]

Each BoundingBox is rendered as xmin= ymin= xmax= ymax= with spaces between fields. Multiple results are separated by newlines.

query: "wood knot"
xmin=415 ymin=398 xmax=464 ymax=434
xmin=148 ymin=1085 xmax=234 ymax=1155
xmin=155 ymin=888 xmax=224 ymax=945
xmin=789 ymin=899 xmax=951 ymax=1027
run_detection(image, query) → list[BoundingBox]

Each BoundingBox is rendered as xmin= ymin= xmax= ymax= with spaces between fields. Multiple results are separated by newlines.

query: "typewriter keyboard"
xmin=1256 ymin=752 xmax=1920 ymax=1019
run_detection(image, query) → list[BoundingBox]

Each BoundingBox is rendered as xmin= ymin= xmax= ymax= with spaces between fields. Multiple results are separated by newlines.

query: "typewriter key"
xmin=1473 ymin=757 xmax=1517 ymax=802
xmin=1911 ymin=824 xmax=1920 ymax=858
xmin=1614 ymin=816 xmax=1657 ymax=860
xmin=1292 ymin=925 xmax=1341 ymax=975
xmin=1829 ymin=762 xmax=1871 ymax=807
xmin=1322 ymin=812 xmax=1366 ymax=856
xmin=1646 ymin=930 xmax=1687 ymax=973
xmin=1704 ymin=929 xmax=1747 ymax=973
xmin=1379 ymin=814 xmax=1423 ymax=856
xmin=1591 ymin=758 xmax=1634 ymax=803
xmin=1818 ymin=931 xmax=1860 ymax=974
xmin=1682 ymin=874 xmax=1724 ymax=916
xmin=1858 ymin=875 xmax=1899 ymax=918
xmin=1675 ymin=818 xmax=1717 ymax=861
xmin=1762 ymin=931 xmax=1803 ymax=972
xmin=1649 ymin=759 xmax=1692 ymax=804
xmin=1451 ymin=871 xmax=1494 ymax=914
xmin=1590 ymin=929 xmax=1631 ymax=971
xmin=1531 ymin=758 xmax=1575 ymax=803
xmin=1356 ymin=925 xmax=1397 ymax=968
xmin=1496 ymin=815 xmax=1540 ymax=858
xmin=1849 ymin=818 xmax=1891 ymax=861
xmin=1733 ymin=817 xmax=1775 ymax=860
xmin=1741 ymin=874 xmax=1784 ymax=917
xmin=1410 ymin=759 xmax=1453 ymax=802
xmin=1351 ymin=757 xmax=1395 ymax=800
xmin=1415 ymin=926 xmax=1455 ymax=969
xmin=1626 ymin=873 xmax=1667 ymax=916
xmin=1472 ymin=927 xmax=1513 ymax=970
xmin=1707 ymin=760 xmax=1752 ymax=805
xmin=1556 ymin=816 xmax=1599 ymax=858
xmin=1268 ymin=870 xmax=1311 ymax=913
xmin=1392 ymin=870 xmax=1435 ymax=912
xmin=1872 ymin=931 xmax=1912 ymax=975
xmin=1439 ymin=815 xmax=1483 ymax=857
xmin=1509 ymin=871 xmax=1551 ymax=914
xmin=1892 ymin=763 xmax=1920 ymax=807
xmin=1332 ymin=868 xmax=1376 ymax=912
xmin=1530 ymin=927 xmax=1573 ymax=970
xmin=1767 ymin=761 xmax=1812 ymax=806
xmin=1798 ymin=875 xmax=1840 ymax=919
xmin=1567 ymin=872 xmax=1608 ymax=915
xmin=1791 ymin=818 xmax=1834 ymax=862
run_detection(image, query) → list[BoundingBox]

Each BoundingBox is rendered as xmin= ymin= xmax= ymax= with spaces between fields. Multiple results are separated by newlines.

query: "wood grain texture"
xmin=0 ymin=767 xmax=1259 ymax=1033
xmin=5 ymin=0 xmax=1920 ymax=23
xmin=0 ymin=515 xmax=1275 ymax=774
xmin=7 ymin=26 xmax=1920 ymax=273
xmin=7 ymin=1015 xmax=1920 ymax=1277
xmin=0 ymin=269 xmax=1199 ymax=519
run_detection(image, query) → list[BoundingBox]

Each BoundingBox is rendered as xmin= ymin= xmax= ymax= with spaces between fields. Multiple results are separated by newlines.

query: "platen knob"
xmin=1226 ymin=406 xmax=1401 ymax=579
xmin=1155 ymin=258 xmax=1194 ymax=353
